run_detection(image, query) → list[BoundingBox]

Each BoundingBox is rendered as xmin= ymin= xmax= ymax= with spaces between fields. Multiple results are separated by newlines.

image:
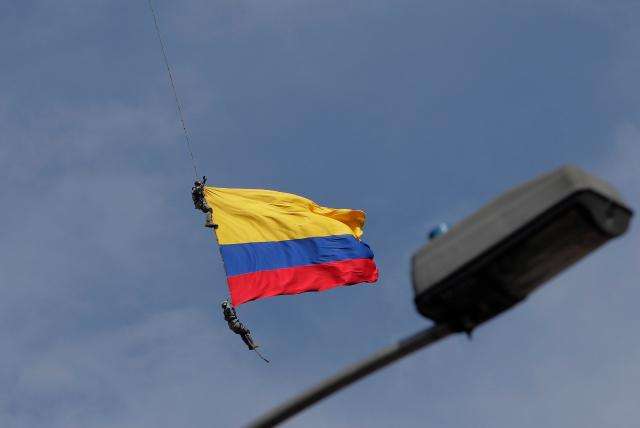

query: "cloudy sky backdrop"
xmin=1 ymin=1 xmax=639 ymax=427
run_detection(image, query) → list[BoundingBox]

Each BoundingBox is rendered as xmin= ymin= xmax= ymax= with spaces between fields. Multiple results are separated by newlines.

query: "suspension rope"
xmin=147 ymin=0 xmax=199 ymax=180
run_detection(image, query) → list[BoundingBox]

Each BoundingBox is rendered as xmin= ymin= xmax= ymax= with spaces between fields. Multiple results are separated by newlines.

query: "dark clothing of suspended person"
xmin=221 ymin=300 xmax=259 ymax=350
xmin=192 ymin=176 xmax=217 ymax=229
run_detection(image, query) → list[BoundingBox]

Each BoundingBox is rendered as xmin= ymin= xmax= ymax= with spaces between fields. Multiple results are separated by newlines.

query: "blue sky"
xmin=1 ymin=1 xmax=639 ymax=427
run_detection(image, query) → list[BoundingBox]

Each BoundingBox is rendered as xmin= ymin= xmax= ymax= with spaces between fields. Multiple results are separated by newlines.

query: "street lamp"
xmin=249 ymin=165 xmax=633 ymax=428
xmin=413 ymin=165 xmax=632 ymax=332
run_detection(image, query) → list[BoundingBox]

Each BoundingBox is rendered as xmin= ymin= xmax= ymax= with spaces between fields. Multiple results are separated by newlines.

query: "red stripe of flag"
xmin=228 ymin=258 xmax=378 ymax=306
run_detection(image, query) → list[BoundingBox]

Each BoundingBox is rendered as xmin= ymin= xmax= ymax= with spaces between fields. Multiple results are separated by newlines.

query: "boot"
xmin=242 ymin=333 xmax=259 ymax=350
xmin=204 ymin=212 xmax=218 ymax=229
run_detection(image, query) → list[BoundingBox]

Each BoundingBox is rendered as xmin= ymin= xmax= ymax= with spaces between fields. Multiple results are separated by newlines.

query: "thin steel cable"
xmin=254 ymin=348 xmax=270 ymax=363
xmin=147 ymin=0 xmax=199 ymax=180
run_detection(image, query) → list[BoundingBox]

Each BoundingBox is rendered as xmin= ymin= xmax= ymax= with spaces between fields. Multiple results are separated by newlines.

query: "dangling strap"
xmin=254 ymin=348 xmax=270 ymax=363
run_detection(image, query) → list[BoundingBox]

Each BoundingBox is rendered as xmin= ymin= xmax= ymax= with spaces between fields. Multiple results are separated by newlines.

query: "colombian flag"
xmin=204 ymin=187 xmax=379 ymax=306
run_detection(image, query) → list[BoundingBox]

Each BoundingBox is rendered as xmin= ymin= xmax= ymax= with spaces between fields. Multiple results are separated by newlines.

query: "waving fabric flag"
xmin=204 ymin=187 xmax=379 ymax=306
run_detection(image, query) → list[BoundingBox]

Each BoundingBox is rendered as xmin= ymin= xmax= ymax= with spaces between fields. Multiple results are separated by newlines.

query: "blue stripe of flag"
xmin=219 ymin=234 xmax=374 ymax=276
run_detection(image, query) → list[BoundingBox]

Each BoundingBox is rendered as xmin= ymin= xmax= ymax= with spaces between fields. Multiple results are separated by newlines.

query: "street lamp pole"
xmin=248 ymin=323 xmax=456 ymax=428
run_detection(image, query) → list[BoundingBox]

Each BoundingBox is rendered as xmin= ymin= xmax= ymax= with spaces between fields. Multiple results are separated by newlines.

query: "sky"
xmin=1 ymin=0 xmax=639 ymax=427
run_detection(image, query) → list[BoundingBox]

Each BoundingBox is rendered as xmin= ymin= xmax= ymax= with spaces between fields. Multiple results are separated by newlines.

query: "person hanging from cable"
xmin=221 ymin=300 xmax=258 ymax=349
xmin=192 ymin=176 xmax=217 ymax=229
xmin=221 ymin=300 xmax=269 ymax=362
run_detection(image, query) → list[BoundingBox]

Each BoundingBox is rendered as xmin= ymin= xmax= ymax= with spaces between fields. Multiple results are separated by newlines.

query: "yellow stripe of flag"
xmin=204 ymin=187 xmax=366 ymax=245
